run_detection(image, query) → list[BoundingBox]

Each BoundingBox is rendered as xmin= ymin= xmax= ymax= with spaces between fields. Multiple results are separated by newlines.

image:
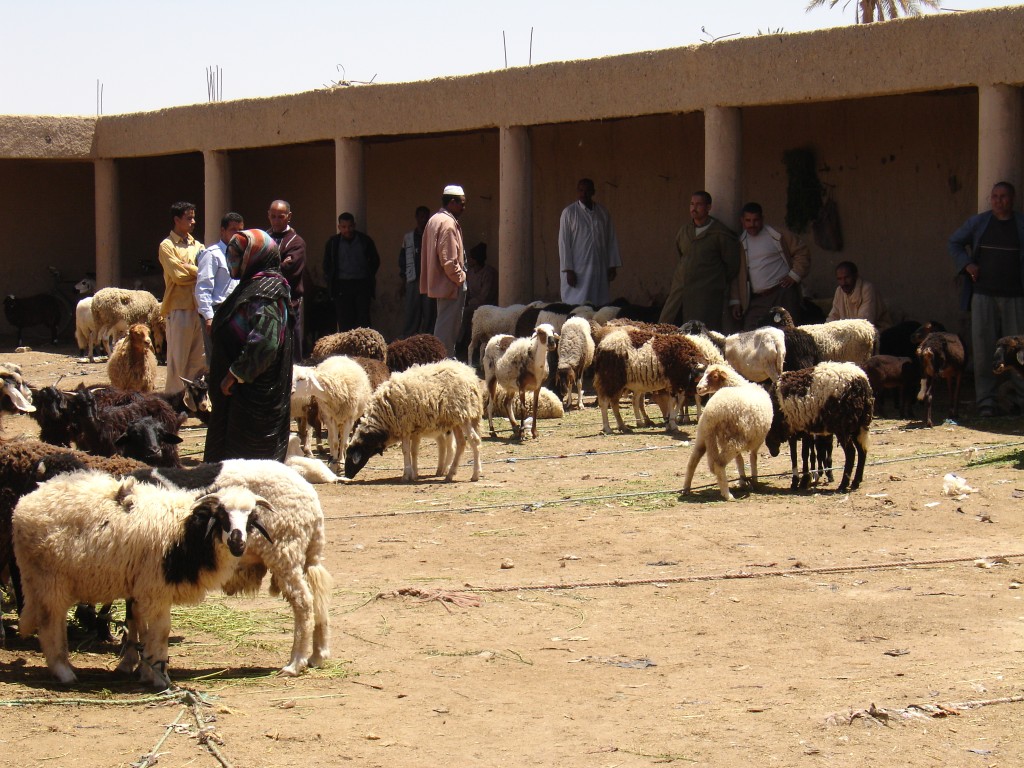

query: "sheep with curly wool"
xmin=682 ymin=363 xmax=773 ymax=501
xmin=309 ymin=327 xmax=387 ymax=364
xmin=764 ymin=362 xmax=873 ymax=492
xmin=345 ymin=359 xmax=483 ymax=482
xmin=482 ymin=382 xmax=564 ymax=421
xmin=293 ymin=357 xmax=372 ymax=469
xmin=90 ymin=287 xmax=161 ymax=356
xmin=554 ymin=316 xmax=595 ymax=411
xmin=593 ymin=327 xmax=707 ymax=434
xmin=490 ymin=323 xmax=559 ymax=440
xmin=765 ymin=307 xmax=877 ymax=366
xmin=386 ymin=333 xmax=448 ymax=372
xmin=107 ymin=323 xmax=158 ymax=392
xmin=13 ymin=471 xmax=273 ymax=687
xmin=125 ymin=459 xmax=333 ymax=677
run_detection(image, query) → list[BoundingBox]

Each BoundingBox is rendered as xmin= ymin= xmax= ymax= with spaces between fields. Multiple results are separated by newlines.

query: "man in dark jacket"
xmin=323 ymin=211 xmax=381 ymax=332
xmin=267 ymin=199 xmax=307 ymax=360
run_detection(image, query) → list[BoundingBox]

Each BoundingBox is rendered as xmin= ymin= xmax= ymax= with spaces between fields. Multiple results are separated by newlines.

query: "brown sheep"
xmin=916 ymin=332 xmax=965 ymax=427
xmin=107 ymin=323 xmax=157 ymax=392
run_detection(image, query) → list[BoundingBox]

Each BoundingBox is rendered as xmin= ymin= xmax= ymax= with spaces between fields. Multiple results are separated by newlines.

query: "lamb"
xmin=4 ymin=294 xmax=63 ymax=346
xmin=863 ymin=354 xmax=917 ymax=418
xmin=292 ymin=357 xmax=372 ymax=469
xmin=107 ymin=322 xmax=158 ymax=392
xmin=13 ymin=470 xmax=273 ymax=687
xmin=482 ymin=382 xmax=564 ymax=421
xmin=126 ymin=459 xmax=333 ymax=678
xmin=554 ymin=316 xmax=595 ymax=411
xmin=309 ymin=327 xmax=387 ymax=364
xmin=765 ymin=306 xmax=877 ymax=366
xmin=681 ymin=363 xmax=773 ymax=501
xmin=488 ymin=323 xmax=560 ymax=439
xmin=764 ymin=362 xmax=874 ymax=492
xmin=592 ymin=327 xmax=707 ymax=434
xmin=75 ymin=296 xmax=102 ymax=362
xmin=915 ymin=332 xmax=965 ymax=427
xmin=345 ymin=359 xmax=484 ymax=483
xmin=386 ymin=333 xmax=448 ymax=372
xmin=90 ymin=287 xmax=161 ymax=356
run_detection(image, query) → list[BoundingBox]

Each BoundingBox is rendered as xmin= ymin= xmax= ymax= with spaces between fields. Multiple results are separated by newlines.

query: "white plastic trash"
xmin=942 ymin=473 xmax=978 ymax=496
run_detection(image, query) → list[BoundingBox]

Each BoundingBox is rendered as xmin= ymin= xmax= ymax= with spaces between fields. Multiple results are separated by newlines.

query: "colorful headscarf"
xmin=227 ymin=229 xmax=282 ymax=282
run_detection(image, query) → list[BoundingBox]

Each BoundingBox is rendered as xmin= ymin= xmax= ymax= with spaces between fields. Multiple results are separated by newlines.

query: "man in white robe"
xmin=558 ymin=178 xmax=622 ymax=305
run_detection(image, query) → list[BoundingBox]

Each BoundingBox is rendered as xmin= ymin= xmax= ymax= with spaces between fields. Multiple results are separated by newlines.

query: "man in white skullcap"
xmin=420 ymin=184 xmax=468 ymax=356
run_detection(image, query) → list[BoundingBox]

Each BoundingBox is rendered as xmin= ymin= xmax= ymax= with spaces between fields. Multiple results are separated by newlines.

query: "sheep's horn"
xmin=179 ymin=376 xmax=194 ymax=386
xmin=205 ymin=515 xmax=218 ymax=539
xmin=250 ymin=518 xmax=273 ymax=544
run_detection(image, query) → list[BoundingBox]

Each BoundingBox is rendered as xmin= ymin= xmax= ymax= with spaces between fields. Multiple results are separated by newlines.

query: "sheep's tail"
xmin=306 ymin=563 xmax=333 ymax=659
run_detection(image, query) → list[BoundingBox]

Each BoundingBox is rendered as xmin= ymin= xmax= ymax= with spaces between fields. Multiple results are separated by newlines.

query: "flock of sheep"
xmin=3 ymin=285 xmax=1024 ymax=690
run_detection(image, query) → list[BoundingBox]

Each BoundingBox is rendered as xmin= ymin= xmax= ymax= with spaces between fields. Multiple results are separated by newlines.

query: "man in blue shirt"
xmin=195 ymin=212 xmax=244 ymax=365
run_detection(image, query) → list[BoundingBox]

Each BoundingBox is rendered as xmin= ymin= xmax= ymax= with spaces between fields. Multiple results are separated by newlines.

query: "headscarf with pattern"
xmin=213 ymin=229 xmax=291 ymax=331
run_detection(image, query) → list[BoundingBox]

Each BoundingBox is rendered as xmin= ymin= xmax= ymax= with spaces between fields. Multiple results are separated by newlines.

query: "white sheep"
xmin=482 ymin=382 xmax=565 ymax=420
xmin=124 ymin=459 xmax=333 ymax=678
xmin=90 ymin=287 xmax=161 ymax=356
xmin=467 ymin=303 xmax=527 ymax=366
xmin=345 ymin=359 xmax=483 ymax=483
xmin=106 ymin=322 xmax=158 ymax=392
xmin=298 ymin=356 xmax=373 ymax=470
xmin=13 ymin=471 xmax=273 ymax=687
xmin=554 ymin=316 xmax=595 ymax=411
xmin=681 ymin=364 xmax=773 ymax=501
xmin=74 ymin=297 xmax=101 ymax=362
xmin=490 ymin=323 xmax=559 ymax=440
xmin=285 ymin=434 xmax=343 ymax=484
xmin=290 ymin=364 xmax=322 ymax=457
xmin=722 ymin=326 xmax=787 ymax=383
xmin=767 ymin=308 xmax=877 ymax=366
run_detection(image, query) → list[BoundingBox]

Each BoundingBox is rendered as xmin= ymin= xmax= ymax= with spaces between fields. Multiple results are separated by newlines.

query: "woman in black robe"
xmin=204 ymin=229 xmax=293 ymax=462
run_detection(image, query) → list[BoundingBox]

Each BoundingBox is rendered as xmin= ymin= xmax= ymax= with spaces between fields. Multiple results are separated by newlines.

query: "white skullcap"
xmin=443 ymin=184 xmax=465 ymax=197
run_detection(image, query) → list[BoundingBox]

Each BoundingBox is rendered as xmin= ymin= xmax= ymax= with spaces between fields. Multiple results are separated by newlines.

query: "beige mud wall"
xmin=0 ymin=160 xmax=95 ymax=340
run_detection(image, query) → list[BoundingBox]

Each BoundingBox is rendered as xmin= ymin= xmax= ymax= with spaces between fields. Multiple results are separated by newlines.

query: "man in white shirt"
xmin=730 ymin=202 xmax=810 ymax=330
xmin=558 ymin=178 xmax=621 ymax=305
xmin=195 ymin=212 xmax=244 ymax=364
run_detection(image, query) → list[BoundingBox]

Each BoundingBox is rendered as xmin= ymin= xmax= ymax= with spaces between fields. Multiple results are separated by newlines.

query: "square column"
xmin=335 ymin=137 xmax=366 ymax=226
xmin=94 ymin=158 xmax=120 ymax=289
xmin=498 ymin=125 xmax=532 ymax=305
xmin=703 ymin=106 xmax=742 ymax=228
xmin=977 ymin=84 xmax=1022 ymax=211
xmin=203 ymin=150 xmax=231 ymax=244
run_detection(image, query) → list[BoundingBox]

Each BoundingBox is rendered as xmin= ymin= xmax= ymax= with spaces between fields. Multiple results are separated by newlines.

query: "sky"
xmin=2 ymin=1 xmax=1019 ymax=116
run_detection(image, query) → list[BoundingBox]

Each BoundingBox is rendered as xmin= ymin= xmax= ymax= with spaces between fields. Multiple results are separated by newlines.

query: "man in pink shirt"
xmin=420 ymin=184 xmax=467 ymax=356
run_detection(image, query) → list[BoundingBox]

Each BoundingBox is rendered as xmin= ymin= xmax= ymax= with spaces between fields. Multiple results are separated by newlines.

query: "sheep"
xmin=764 ymin=362 xmax=874 ymax=492
xmin=681 ymin=363 xmax=773 ymax=501
xmin=994 ymin=335 xmax=1024 ymax=378
xmin=863 ymin=355 xmax=917 ymax=418
xmin=353 ymin=355 xmax=391 ymax=391
xmin=90 ymin=287 xmax=161 ymax=356
xmin=4 ymin=294 xmax=63 ymax=346
xmin=107 ymin=322 xmax=158 ymax=392
xmin=592 ymin=327 xmax=707 ymax=434
xmin=309 ymin=327 xmax=387 ymax=364
xmin=554 ymin=316 xmax=595 ymax=410
xmin=513 ymin=302 xmax=577 ymax=339
xmin=481 ymin=333 xmax=514 ymax=431
xmin=765 ymin=306 xmax=877 ymax=366
xmin=345 ymin=359 xmax=484 ymax=483
xmin=466 ymin=302 xmax=538 ymax=366
xmin=74 ymin=296 xmax=102 ymax=362
xmin=123 ymin=459 xmax=333 ymax=679
xmin=1 ymin=364 xmax=35 ymax=426
xmin=915 ymin=332 xmax=965 ymax=427
xmin=293 ymin=357 xmax=372 ymax=469
xmin=13 ymin=470 xmax=273 ymax=687
xmin=489 ymin=323 xmax=560 ymax=440
xmin=74 ymin=277 xmax=96 ymax=296
xmin=0 ymin=440 xmax=146 ymax=644
xmin=722 ymin=326 xmax=787 ymax=383
xmin=386 ymin=333 xmax=448 ymax=372
xmin=284 ymin=434 xmax=342 ymax=484
xmin=482 ymin=382 xmax=565 ymax=421
xmin=67 ymin=385 xmax=184 ymax=467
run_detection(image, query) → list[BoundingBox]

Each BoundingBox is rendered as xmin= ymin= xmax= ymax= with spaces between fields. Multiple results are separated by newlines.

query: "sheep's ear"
xmin=114 ymin=431 xmax=130 ymax=447
xmin=308 ymin=373 xmax=327 ymax=394
xmin=2 ymin=380 xmax=35 ymax=412
xmin=162 ymin=432 xmax=183 ymax=445
xmin=180 ymin=376 xmax=194 ymax=386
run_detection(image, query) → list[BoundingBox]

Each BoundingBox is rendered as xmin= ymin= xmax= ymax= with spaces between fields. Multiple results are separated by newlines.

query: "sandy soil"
xmin=1 ymin=342 xmax=1023 ymax=768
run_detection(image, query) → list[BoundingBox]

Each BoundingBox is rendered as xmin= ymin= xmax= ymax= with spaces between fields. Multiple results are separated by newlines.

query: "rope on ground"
xmin=0 ymin=690 xmax=183 ymax=707
xmin=327 ymin=439 xmax=1024 ymax=522
xmin=826 ymin=694 xmax=1024 ymax=725
xmin=134 ymin=706 xmax=187 ymax=768
xmin=453 ymin=552 xmax=1024 ymax=594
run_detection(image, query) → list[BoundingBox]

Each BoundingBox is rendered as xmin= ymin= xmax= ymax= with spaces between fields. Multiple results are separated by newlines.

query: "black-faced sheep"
xmin=765 ymin=362 xmax=874 ymax=493
xmin=68 ymin=385 xmax=184 ymax=467
xmin=386 ymin=333 xmax=448 ymax=372
xmin=863 ymin=354 xmax=917 ymax=418
xmin=107 ymin=322 xmax=158 ymax=392
xmin=4 ymin=294 xmax=63 ymax=345
xmin=554 ymin=316 xmax=595 ymax=411
xmin=125 ymin=459 xmax=333 ymax=678
xmin=490 ymin=323 xmax=560 ymax=440
xmin=592 ymin=327 xmax=707 ymax=434
xmin=345 ymin=359 xmax=484 ymax=483
xmin=681 ymin=363 xmax=773 ymax=501
xmin=915 ymin=332 xmax=965 ymax=427
xmin=309 ymin=327 xmax=387 ymax=363
xmin=13 ymin=471 xmax=273 ymax=687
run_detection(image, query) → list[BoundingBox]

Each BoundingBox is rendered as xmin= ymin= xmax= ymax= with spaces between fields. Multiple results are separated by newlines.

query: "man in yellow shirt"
xmin=158 ymin=201 xmax=205 ymax=394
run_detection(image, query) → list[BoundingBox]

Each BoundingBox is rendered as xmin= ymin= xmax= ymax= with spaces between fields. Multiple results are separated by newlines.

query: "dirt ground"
xmin=1 ymin=341 xmax=1023 ymax=768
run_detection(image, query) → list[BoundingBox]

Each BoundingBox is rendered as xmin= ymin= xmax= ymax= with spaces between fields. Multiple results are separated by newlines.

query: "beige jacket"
xmin=159 ymin=230 xmax=203 ymax=315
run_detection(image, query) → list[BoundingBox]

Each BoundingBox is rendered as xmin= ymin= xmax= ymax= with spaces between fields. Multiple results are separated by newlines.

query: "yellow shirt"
xmin=158 ymin=230 xmax=204 ymax=315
